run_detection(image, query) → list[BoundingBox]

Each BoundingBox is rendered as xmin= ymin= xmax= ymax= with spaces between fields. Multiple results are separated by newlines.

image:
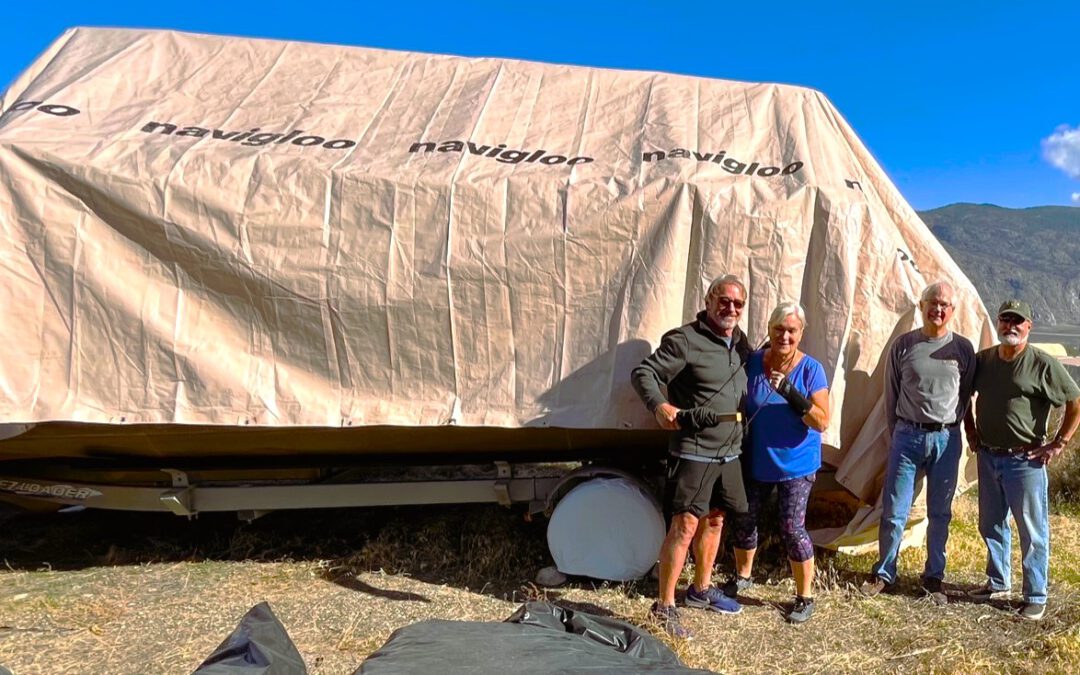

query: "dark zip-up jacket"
xmin=631 ymin=312 xmax=749 ymax=462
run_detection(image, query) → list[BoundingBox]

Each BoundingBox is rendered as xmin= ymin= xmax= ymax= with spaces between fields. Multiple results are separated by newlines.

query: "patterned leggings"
xmin=732 ymin=474 xmax=815 ymax=562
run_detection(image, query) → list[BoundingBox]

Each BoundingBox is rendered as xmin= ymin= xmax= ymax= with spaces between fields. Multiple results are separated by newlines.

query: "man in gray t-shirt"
xmin=862 ymin=281 xmax=976 ymax=599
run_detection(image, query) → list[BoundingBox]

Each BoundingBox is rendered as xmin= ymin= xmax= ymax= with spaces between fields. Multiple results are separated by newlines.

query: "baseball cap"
xmin=997 ymin=299 xmax=1033 ymax=322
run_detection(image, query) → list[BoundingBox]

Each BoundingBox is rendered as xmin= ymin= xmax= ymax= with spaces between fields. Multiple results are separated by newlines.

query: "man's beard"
xmin=716 ymin=315 xmax=738 ymax=330
xmin=998 ymin=331 xmax=1025 ymax=346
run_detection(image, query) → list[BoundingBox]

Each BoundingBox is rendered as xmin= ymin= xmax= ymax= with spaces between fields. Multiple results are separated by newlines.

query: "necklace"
xmin=765 ymin=348 xmax=798 ymax=375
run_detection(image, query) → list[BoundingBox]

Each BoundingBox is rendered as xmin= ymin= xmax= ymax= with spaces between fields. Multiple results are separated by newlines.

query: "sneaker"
xmin=922 ymin=577 xmax=948 ymax=605
xmin=722 ymin=574 xmax=754 ymax=598
xmin=968 ymin=583 xmax=1011 ymax=602
xmin=1019 ymin=602 xmax=1047 ymax=621
xmin=860 ymin=575 xmax=893 ymax=597
xmin=649 ymin=601 xmax=692 ymax=639
xmin=685 ymin=584 xmax=743 ymax=614
xmin=787 ymin=596 xmax=815 ymax=624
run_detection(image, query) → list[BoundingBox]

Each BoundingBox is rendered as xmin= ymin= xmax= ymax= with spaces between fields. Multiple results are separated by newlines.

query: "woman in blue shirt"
xmin=725 ymin=302 xmax=830 ymax=623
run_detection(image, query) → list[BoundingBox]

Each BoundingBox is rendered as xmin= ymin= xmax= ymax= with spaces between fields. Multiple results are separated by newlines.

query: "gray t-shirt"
xmin=885 ymin=329 xmax=976 ymax=431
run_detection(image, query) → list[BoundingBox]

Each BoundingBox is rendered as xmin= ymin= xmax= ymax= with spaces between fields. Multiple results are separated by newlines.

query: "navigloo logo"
xmin=1 ymin=100 xmax=82 ymax=117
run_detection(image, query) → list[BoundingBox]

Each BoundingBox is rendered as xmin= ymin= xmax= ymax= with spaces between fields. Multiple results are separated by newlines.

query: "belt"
xmin=981 ymin=443 xmax=1038 ymax=457
xmin=900 ymin=419 xmax=958 ymax=432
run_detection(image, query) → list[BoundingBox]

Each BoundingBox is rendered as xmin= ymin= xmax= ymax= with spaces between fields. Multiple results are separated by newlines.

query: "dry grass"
xmin=2 ymin=490 xmax=1080 ymax=674
xmin=1048 ymin=430 xmax=1080 ymax=514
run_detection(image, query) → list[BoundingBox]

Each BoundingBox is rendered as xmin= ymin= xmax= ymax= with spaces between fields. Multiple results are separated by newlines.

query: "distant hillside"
xmin=918 ymin=204 xmax=1080 ymax=326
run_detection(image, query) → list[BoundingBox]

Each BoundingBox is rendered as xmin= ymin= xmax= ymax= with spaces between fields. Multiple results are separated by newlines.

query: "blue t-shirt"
xmin=745 ymin=350 xmax=829 ymax=482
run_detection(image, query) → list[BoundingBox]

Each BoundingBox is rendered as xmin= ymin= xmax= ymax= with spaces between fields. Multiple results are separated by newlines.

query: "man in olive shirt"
xmin=965 ymin=299 xmax=1080 ymax=620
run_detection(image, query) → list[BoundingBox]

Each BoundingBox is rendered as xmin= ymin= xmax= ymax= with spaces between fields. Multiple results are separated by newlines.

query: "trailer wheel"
xmin=543 ymin=473 xmax=664 ymax=582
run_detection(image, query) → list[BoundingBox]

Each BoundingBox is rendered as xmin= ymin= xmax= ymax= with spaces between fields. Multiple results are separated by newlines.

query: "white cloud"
xmin=1043 ymin=124 xmax=1080 ymax=179
xmin=1073 ymin=192 xmax=1080 ymax=204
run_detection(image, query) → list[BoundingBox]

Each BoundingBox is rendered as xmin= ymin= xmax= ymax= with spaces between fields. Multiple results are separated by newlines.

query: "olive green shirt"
xmin=973 ymin=345 xmax=1080 ymax=448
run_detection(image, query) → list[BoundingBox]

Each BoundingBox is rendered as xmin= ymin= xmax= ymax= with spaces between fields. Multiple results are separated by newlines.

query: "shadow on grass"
xmin=0 ymin=503 xmax=552 ymax=599
xmin=331 ymin=576 xmax=433 ymax=603
xmin=1 ymin=500 xmax=850 ymax=609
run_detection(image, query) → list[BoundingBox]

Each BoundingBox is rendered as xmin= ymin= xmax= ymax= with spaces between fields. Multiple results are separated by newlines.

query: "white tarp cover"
xmin=547 ymin=478 xmax=666 ymax=581
xmin=0 ymin=29 xmax=995 ymax=530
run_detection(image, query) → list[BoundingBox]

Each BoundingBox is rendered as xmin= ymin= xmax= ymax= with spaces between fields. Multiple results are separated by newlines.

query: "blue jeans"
xmin=976 ymin=450 xmax=1049 ymax=604
xmin=872 ymin=421 xmax=962 ymax=584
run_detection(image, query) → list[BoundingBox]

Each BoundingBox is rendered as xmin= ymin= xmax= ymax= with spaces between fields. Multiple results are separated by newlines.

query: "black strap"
xmin=775 ymin=376 xmax=813 ymax=415
xmin=676 ymin=407 xmax=728 ymax=431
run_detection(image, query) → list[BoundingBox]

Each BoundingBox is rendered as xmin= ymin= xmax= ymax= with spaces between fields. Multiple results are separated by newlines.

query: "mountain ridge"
xmin=917 ymin=203 xmax=1080 ymax=327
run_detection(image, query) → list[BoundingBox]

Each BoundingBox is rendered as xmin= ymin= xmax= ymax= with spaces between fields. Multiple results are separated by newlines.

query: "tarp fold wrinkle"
xmin=504 ymin=601 xmax=679 ymax=663
xmin=193 ymin=602 xmax=307 ymax=675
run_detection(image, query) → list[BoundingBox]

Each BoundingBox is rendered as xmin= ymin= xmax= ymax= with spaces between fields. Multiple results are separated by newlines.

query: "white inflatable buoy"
xmin=546 ymin=477 xmax=665 ymax=581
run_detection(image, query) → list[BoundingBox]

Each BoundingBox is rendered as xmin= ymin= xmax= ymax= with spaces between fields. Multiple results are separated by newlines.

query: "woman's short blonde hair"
xmin=768 ymin=301 xmax=807 ymax=330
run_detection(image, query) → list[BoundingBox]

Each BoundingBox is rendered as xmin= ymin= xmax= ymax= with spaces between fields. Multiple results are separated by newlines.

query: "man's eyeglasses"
xmin=716 ymin=297 xmax=745 ymax=309
xmin=997 ymin=314 xmax=1026 ymax=325
xmin=925 ymin=301 xmax=952 ymax=310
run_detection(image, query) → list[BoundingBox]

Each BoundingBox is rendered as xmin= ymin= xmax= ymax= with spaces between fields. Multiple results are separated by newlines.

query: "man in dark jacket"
xmin=632 ymin=274 xmax=750 ymax=638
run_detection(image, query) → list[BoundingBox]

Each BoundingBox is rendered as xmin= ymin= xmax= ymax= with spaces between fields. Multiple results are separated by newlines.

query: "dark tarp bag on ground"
xmin=355 ymin=600 xmax=713 ymax=674
xmin=193 ymin=602 xmax=307 ymax=675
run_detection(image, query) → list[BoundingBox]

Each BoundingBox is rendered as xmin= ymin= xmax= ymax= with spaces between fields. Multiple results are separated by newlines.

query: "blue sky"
xmin=3 ymin=1 xmax=1079 ymax=210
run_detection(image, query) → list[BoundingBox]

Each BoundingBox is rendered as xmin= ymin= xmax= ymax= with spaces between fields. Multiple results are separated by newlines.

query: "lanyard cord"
xmin=680 ymin=335 xmax=773 ymax=512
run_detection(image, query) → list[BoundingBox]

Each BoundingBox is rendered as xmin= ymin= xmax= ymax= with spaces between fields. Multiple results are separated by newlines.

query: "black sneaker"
xmin=649 ymin=601 xmax=692 ymax=639
xmin=1019 ymin=602 xmax=1046 ymax=621
xmin=722 ymin=575 xmax=754 ymax=598
xmin=787 ymin=596 xmax=815 ymax=624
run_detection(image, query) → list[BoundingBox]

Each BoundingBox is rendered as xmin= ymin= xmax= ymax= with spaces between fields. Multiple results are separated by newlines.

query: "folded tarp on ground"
xmin=194 ymin=601 xmax=708 ymax=674
xmin=356 ymin=601 xmax=712 ymax=674
xmin=193 ymin=602 xmax=307 ymax=675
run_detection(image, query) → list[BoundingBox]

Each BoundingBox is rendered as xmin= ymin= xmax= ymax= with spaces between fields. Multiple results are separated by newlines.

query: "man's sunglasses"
xmin=716 ymin=297 xmax=745 ymax=309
